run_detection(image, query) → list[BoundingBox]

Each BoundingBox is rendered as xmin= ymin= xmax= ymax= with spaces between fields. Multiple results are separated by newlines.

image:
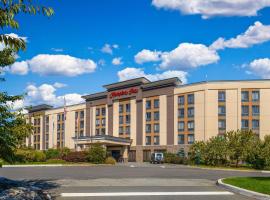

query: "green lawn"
xmin=223 ymin=177 xmax=270 ymax=195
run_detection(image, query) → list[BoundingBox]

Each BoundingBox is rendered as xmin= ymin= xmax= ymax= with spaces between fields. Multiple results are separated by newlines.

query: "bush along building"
xmin=25 ymin=77 xmax=270 ymax=162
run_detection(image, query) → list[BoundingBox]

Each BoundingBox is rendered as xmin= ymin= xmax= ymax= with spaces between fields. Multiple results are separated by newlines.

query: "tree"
xmin=225 ymin=130 xmax=256 ymax=167
xmin=87 ymin=144 xmax=106 ymax=164
xmin=0 ymin=0 xmax=54 ymax=51
xmin=204 ymin=136 xmax=229 ymax=166
xmin=0 ymin=0 xmax=54 ymax=162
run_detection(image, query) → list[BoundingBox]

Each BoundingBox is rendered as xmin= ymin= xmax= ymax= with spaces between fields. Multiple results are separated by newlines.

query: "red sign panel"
xmin=109 ymin=88 xmax=138 ymax=99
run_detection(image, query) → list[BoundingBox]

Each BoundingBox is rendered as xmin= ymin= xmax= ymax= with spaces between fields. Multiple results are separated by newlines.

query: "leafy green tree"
xmin=0 ymin=0 xmax=54 ymax=162
xmin=225 ymin=130 xmax=256 ymax=167
xmin=87 ymin=144 xmax=106 ymax=164
xmin=0 ymin=0 xmax=54 ymax=51
xmin=204 ymin=136 xmax=228 ymax=166
xmin=189 ymin=141 xmax=206 ymax=165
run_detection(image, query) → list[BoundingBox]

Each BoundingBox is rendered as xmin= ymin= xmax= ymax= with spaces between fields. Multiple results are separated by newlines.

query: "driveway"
xmin=0 ymin=163 xmax=268 ymax=200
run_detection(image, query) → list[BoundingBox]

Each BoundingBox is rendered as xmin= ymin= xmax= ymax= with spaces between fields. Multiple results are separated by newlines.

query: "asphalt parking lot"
xmin=1 ymin=163 xmax=269 ymax=199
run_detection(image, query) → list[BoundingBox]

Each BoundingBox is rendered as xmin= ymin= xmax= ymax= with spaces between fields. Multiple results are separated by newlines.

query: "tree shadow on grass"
xmin=0 ymin=177 xmax=60 ymax=199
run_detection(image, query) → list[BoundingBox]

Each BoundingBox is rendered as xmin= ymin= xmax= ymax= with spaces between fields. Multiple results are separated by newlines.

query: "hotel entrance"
xmin=73 ymin=135 xmax=131 ymax=162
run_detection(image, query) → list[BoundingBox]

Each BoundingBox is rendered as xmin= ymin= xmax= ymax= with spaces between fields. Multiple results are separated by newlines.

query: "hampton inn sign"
xmin=109 ymin=88 xmax=138 ymax=99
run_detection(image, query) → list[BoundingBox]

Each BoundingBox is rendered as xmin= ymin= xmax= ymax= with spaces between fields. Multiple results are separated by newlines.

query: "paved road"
xmin=0 ymin=163 xmax=269 ymax=199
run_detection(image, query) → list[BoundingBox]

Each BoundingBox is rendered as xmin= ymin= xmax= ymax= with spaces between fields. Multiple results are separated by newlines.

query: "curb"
xmin=2 ymin=164 xmax=64 ymax=168
xmin=2 ymin=164 xmax=115 ymax=168
xmin=217 ymin=178 xmax=270 ymax=200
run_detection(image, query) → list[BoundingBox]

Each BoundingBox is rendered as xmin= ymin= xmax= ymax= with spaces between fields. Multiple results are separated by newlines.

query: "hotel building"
xmin=26 ymin=78 xmax=270 ymax=162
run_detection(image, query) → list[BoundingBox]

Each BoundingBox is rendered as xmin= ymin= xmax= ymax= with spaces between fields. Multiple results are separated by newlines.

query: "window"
xmin=101 ymin=108 xmax=106 ymax=116
xmin=80 ymin=121 xmax=84 ymax=129
xmin=252 ymin=105 xmax=260 ymax=116
xmin=146 ymin=100 xmax=151 ymax=109
xmin=79 ymin=130 xmax=83 ymax=137
xmin=46 ymin=116 xmax=49 ymax=123
xmin=146 ymin=124 xmax=151 ymax=133
xmin=75 ymin=112 xmax=78 ymax=119
xmin=188 ymin=94 xmax=194 ymax=104
xmin=146 ymin=112 xmax=151 ymax=121
xmin=101 ymin=128 xmax=105 ymax=135
xmin=57 ymin=124 xmax=60 ymax=131
xmin=178 ymin=108 xmax=184 ymax=118
xmin=62 ymin=124 xmax=65 ymax=130
xmin=80 ymin=111 xmax=84 ymax=119
xmin=187 ymin=121 xmax=194 ymax=131
xmin=119 ymin=105 xmax=124 ymax=113
xmin=242 ymin=105 xmax=249 ymax=116
xmin=241 ymin=119 xmax=249 ymax=129
xmin=96 ymin=128 xmax=100 ymax=135
xmin=178 ymin=121 xmax=185 ymax=131
xmin=218 ymin=120 xmax=226 ymax=130
xmin=119 ymin=126 xmax=124 ymax=135
xmin=154 ymin=111 xmax=159 ymax=121
xmin=146 ymin=136 xmax=151 ymax=145
xmin=119 ymin=116 xmax=123 ymax=124
xmin=241 ymin=91 xmax=249 ymax=102
xmin=126 ymin=104 xmax=131 ymax=113
xmin=57 ymin=114 xmax=61 ymax=122
xmin=178 ymin=96 xmax=184 ymax=105
xmin=126 ymin=115 xmax=130 ymax=124
xmin=188 ymin=134 xmax=195 ymax=144
xmin=96 ymin=108 xmax=100 ymax=116
xmin=218 ymin=106 xmax=226 ymax=116
xmin=178 ymin=134 xmax=185 ymax=144
xmin=126 ymin=126 xmax=130 ymax=134
xmin=46 ymin=125 xmax=49 ymax=133
xmin=62 ymin=114 xmax=65 ymax=121
xmin=252 ymin=120 xmax=259 ymax=130
xmin=154 ymin=99 xmax=159 ymax=108
xmin=101 ymin=118 xmax=105 ymax=126
xmin=187 ymin=107 xmax=194 ymax=118
xmin=96 ymin=119 xmax=100 ymax=126
xmin=154 ymin=123 xmax=159 ymax=133
xmin=252 ymin=91 xmax=260 ymax=102
xmin=154 ymin=136 xmax=159 ymax=145
xmin=218 ymin=91 xmax=226 ymax=102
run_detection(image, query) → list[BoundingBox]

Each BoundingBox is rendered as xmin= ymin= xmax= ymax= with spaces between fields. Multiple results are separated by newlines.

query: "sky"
xmin=2 ymin=0 xmax=270 ymax=109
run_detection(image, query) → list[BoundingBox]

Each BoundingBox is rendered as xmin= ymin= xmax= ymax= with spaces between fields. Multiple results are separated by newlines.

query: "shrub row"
xmin=189 ymin=130 xmax=270 ymax=169
xmin=13 ymin=144 xmax=116 ymax=165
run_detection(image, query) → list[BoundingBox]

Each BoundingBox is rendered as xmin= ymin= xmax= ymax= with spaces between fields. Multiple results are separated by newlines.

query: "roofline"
xmin=177 ymin=79 xmax=270 ymax=88
xmin=103 ymin=77 xmax=150 ymax=88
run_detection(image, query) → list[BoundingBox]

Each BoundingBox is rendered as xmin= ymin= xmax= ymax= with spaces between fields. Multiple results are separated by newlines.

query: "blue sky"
xmin=2 ymin=0 xmax=270 ymax=108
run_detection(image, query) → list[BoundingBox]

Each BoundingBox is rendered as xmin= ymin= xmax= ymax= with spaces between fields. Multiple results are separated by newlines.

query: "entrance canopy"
xmin=73 ymin=135 xmax=131 ymax=146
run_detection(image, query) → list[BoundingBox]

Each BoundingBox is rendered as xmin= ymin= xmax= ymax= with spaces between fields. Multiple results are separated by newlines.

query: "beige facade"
xmin=26 ymin=78 xmax=270 ymax=162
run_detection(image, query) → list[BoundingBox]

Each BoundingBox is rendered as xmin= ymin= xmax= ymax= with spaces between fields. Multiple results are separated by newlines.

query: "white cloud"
xmin=101 ymin=43 xmax=119 ymax=54
xmin=51 ymin=48 xmax=64 ymax=52
xmin=248 ymin=58 xmax=270 ymax=78
xmin=8 ymin=61 xmax=29 ymax=75
xmin=134 ymin=49 xmax=162 ymax=64
xmin=28 ymin=54 xmax=96 ymax=76
xmin=112 ymin=57 xmax=123 ymax=65
xmin=25 ymin=83 xmax=84 ymax=107
xmin=135 ymin=43 xmax=219 ymax=70
xmin=211 ymin=21 xmax=270 ymax=50
xmin=117 ymin=67 xmax=188 ymax=83
xmin=112 ymin=44 xmax=119 ymax=49
xmin=53 ymin=82 xmax=67 ymax=88
xmin=152 ymin=0 xmax=270 ymax=19
xmin=160 ymin=43 xmax=219 ymax=69
xmin=7 ymin=99 xmax=25 ymax=110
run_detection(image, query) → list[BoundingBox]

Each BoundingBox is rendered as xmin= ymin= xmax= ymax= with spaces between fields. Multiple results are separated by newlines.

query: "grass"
xmin=190 ymin=164 xmax=259 ymax=171
xmin=223 ymin=177 xmax=270 ymax=195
